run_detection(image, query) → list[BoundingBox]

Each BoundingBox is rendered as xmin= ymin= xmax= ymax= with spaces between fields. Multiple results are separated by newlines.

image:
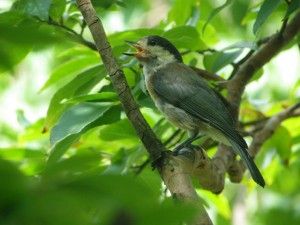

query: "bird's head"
xmin=123 ymin=36 xmax=183 ymax=66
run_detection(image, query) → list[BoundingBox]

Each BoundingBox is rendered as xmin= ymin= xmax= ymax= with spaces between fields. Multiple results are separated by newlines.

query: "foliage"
xmin=0 ymin=0 xmax=300 ymax=225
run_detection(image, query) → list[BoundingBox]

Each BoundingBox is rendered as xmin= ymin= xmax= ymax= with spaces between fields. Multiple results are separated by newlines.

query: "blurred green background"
xmin=0 ymin=0 xmax=300 ymax=224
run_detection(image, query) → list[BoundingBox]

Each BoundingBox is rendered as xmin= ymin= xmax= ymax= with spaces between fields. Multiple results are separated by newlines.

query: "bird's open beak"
xmin=123 ymin=41 xmax=144 ymax=57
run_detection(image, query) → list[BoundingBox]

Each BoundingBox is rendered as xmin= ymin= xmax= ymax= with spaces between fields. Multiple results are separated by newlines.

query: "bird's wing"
xmin=152 ymin=63 xmax=247 ymax=149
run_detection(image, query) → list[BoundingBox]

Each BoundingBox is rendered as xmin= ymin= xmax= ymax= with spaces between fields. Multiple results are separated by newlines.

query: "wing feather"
xmin=152 ymin=63 xmax=247 ymax=149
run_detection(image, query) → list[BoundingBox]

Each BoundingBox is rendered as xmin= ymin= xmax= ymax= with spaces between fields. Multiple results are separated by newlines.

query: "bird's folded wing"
xmin=152 ymin=63 xmax=247 ymax=149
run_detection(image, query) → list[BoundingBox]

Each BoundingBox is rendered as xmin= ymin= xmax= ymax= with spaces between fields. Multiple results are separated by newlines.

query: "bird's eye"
xmin=149 ymin=39 xmax=157 ymax=46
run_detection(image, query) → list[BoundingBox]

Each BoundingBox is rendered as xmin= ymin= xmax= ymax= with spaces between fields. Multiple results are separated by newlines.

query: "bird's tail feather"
xmin=227 ymin=139 xmax=265 ymax=187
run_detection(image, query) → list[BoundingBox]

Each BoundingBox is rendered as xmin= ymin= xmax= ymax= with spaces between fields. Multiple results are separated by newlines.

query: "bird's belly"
xmin=158 ymin=102 xmax=197 ymax=131
xmin=155 ymin=99 xmax=230 ymax=145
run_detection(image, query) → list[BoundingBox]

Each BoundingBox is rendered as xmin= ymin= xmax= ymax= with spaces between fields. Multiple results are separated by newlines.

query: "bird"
xmin=123 ymin=35 xmax=265 ymax=187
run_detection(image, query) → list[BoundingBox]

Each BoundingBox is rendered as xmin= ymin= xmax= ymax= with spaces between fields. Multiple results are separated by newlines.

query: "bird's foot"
xmin=172 ymin=142 xmax=188 ymax=156
xmin=172 ymin=144 xmax=205 ymax=161
xmin=172 ymin=135 xmax=205 ymax=155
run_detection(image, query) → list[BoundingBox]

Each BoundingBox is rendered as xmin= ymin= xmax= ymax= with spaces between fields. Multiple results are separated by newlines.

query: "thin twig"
xmin=44 ymin=17 xmax=97 ymax=50
xmin=249 ymin=101 xmax=300 ymax=156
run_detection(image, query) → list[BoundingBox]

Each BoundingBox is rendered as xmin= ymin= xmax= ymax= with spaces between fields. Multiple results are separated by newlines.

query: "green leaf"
xmin=264 ymin=126 xmax=292 ymax=165
xmin=99 ymin=119 xmax=139 ymax=141
xmin=253 ymin=0 xmax=281 ymax=35
xmin=43 ymin=153 xmax=103 ymax=179
xmin=16 ymin=109 xmax=31 ymax=128
xmin=0 ymin=158 xmax=27 ymax=206
xmin=162 ymin=26 xmax=206 ymax=50
xmin=241 ymin=10 xmax=258 ymax=26
xmin=48 ymin=102 xmax=114 ymax=164
xmin=196 ymin=20 xmax=219 ymax=46
xmin=202 ymin=0 xmax=233 ymax=33
xmin=12 ymin=0 xmax=52 ymax=20
xmin=167 ymin=0 xmax=197 ymax=25
xmin=0 ymin=12 xmax=59 ymax=72
xmin=63 ymin=92 xmax=119 ymax=104
xmin=204 ymin=49 xmax=243 ymax=72
xmin=49 ymin=0 xmax=67 ymax=21
xmin=0 ymin=147 xmax=45 ymax=161
xmin=108 ymin=28 xmax=163 ymax=47
xmin=40 ymin=56 xmax=100 ymax=92
xmin=0 ymin=147 xmax=46 ymax=175
xmin=284 ymin=0 xmax=300 ymax=19
xmin=222 ymin=41 xmax=258 ymax=51
xmin=45 ymin=65 xmax=106 ymax=129
xmin=291 ymin=78 xmax=300 ymax=98
xmin=249 ymin=68 xmax=264 ymax=82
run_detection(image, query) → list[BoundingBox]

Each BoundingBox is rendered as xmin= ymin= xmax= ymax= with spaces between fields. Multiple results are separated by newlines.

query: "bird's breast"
xmin=143 ymin=68 xmax=198 ymax=132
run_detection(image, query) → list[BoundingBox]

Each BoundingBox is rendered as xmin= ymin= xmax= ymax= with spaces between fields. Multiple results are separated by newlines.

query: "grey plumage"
xmin=124 ymin=35 xmax=265 ymax=187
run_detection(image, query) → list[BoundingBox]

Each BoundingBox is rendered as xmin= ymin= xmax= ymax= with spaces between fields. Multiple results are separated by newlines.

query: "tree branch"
xmin=75 ymin=0 xmax=164 ymax=161
xmin=249 ymin=101 xmax=300 ymax=157
xmin=44 ymin=18 xmax=98 ymax=51
xmin=213 ymin=13 xmax=300 ymax=184
xmin=159 ymin=151 xmax=213 ymax=225
xmin=75 ymin=0 xmax=212 ymax=224
xmin=227 ymin=12 xmax=300 ymax=119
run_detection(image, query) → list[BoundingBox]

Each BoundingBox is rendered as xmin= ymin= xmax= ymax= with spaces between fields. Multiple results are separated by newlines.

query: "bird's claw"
xmin=172 ymin=144 xmax=205 ymax=161
xmin=176 ymin=148 xmax=195 ymax=161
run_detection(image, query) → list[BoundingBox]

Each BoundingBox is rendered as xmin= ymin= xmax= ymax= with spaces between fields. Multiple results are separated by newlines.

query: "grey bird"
xmin=123 ymin=35 xmax=265 ymax=187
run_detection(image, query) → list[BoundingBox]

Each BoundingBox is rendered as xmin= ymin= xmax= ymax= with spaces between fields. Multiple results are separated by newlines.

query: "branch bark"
xmin=227 ymin=12 xmax=300 ymax=119
xmin=75 ymin=1 xmax=300 ymax=223
xmin=75 ymin=0 xmax=212 ymax=224
xmin=159 ymin=151 xmax=213 ymax=225
xmin=214 ymin=12 xmax=300 ymax=183
xmin=75 ymin=0 xmax=164 ymax=161
xmin=249 ymin=101 xmax=300 ymax=156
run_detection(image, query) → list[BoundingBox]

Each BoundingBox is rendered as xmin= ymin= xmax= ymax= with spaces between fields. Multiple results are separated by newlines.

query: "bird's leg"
xmin=172 ymin=133 xmax=205 ymax=155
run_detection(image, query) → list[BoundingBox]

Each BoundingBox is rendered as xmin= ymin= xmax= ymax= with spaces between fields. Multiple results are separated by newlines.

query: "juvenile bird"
xmin=123 ymin=35 xmax=265 ymax=187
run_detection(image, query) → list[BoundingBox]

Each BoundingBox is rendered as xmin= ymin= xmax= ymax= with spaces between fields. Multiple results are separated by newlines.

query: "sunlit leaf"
xmin=202 ymin=0 xmax=233 ymax=33
xmin=40 ymin=56 xmax=100 ymax=92
xmin=108 ymin=28 xmax=163 ymax=46
xmin=12 ymin=0 xmax=52 ymax=20
xmin=203 ymin=49 xmax=243 ymax=72
xmin=253 ymin=0 xmax=281 ymax=35
xmin=241 ymin=10 xmax=257 ymax=26
xmin=0 ymin=12 xmax=60 ymax=72
xmin=222 ymin=41 xmax=257 ymax=51
xmin=196 ymin=20 xmax=219 ymax=46
xmin=16 ymin=109 xmax=31 ymax=128
xmin=49 ymin=0 xmax=67 ymax=21
xmin=249 ymin=68 xmax=264 ymax=83
xmin=284 ymin=0 xmax=300 ymax=19
xmin=291 ymin=78 xmax=300 ymax=99
xmin=99 ymin=119 xmax=139 ymax=141
xmin=45 ymin=65 xmax=106 ymax=129
xmin=167 ymin=0 xmax=197 ymax=25
xmin=48 ymin=102 xmax=114 ymax=164
xmin=264 ymin=125 xmax=292 ymax=165
xmin=162 ymin=26 xmax=206 ymax=50
xmin=63 ymin=92 xmax=119 ymax=104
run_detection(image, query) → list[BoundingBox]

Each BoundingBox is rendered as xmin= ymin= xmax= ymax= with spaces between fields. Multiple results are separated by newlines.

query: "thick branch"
xmin=159 ymin=151 xmax=213 ymax=225
xmin=249 ymin=102 xmax=300 ymax=156
xmin=227 ymin=12 xmax=300 ymax=119
xmin=213 ymin=13 xmax=300 ymax=184
xmin=75 ymin=0 xmax=164 ymax=161
xmin=75 ymin=1 xmax=212 ymax=224
xmin=174 ymin=147 xmax=225 ymax=194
